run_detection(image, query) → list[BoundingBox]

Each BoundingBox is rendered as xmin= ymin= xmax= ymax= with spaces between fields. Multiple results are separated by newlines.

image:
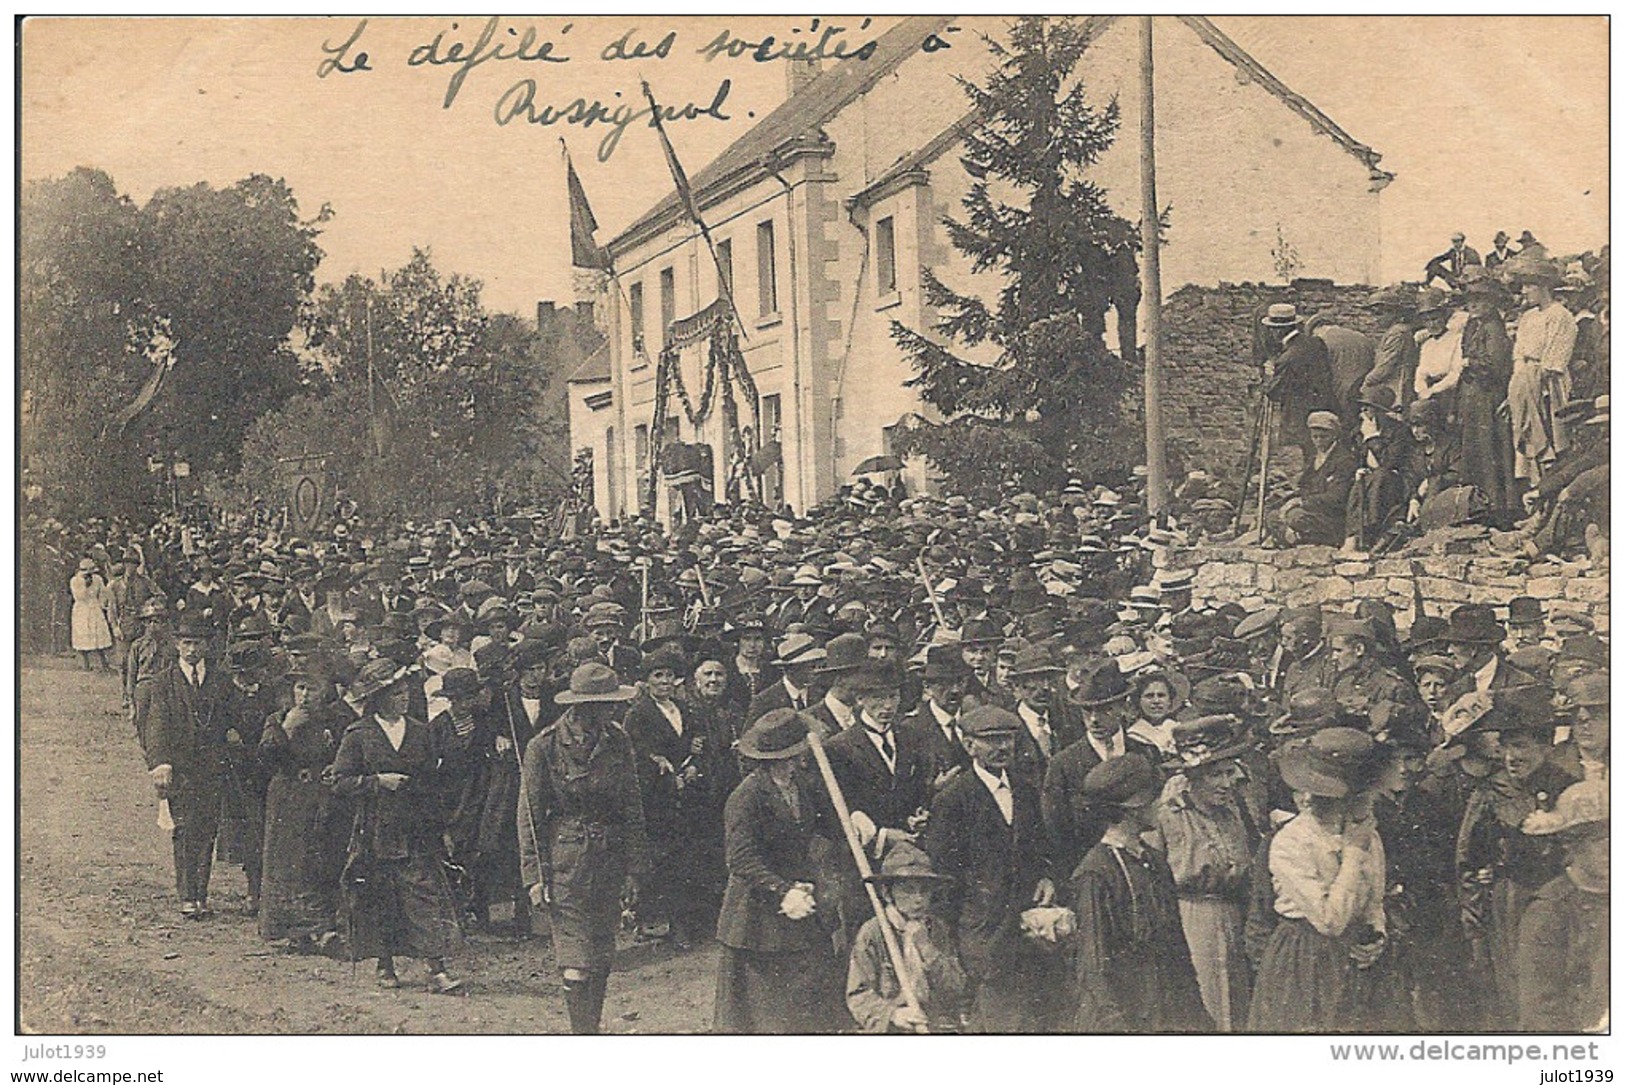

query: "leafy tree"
xmin=891 ymin=16 xmax=1143 ymax=499
xmin=20 ymin=169 xmax=328 ymax=516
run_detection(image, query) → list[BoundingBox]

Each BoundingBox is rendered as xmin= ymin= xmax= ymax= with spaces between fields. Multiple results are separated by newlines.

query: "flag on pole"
xmin=564 ymin=143 xmax=611 ymax=270
xmin=641 ymin=81 xmax=713 ymax=247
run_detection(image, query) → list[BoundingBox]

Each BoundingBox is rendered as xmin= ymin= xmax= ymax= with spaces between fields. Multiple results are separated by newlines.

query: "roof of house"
xmin=851 ymin=16 xmax=1392 ymax=206
xmin=566 ymin=343 xmax=611 ymax=384
xmin=609 ymin=15 xmax=955 ymax=253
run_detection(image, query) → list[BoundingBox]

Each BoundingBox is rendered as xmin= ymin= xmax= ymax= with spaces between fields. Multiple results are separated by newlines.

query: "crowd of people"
xmin=37 ymin=461 xmax=1609 ymax=1035
xmin=1266 ymin=235 xmax=1609 ymax=560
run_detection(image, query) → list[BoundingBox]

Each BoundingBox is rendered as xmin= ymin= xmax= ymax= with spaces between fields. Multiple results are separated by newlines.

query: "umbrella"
xmin=851 ymin=454 xmax=904 ymax=475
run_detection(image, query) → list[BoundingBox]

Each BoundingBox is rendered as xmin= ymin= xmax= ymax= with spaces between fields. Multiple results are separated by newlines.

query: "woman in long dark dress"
xmin=1457 ymin=277 xmax=1518 ymax=522
xmin=331 ymin=658 xmax=464 ymax=993
xmin=517 ymin=662 xmax=648 ymax=1034
xmin=258 ymin=665 xmax=343 ymax=949
xmin=714 ymin=709 xmax=845 ymax=1034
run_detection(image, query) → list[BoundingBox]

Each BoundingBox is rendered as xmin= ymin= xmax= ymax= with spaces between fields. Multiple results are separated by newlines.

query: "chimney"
xmin=786 ymin=57 xmax=822 ymax=97
xmin=575 ymin=299 xmax=595 ymax=328
xmin=537 ymin=300 xmax=556 ymax=329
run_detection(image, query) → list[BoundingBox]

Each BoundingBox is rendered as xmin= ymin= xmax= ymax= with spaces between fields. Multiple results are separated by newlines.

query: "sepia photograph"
xmin=14 ymin=11 xmax=1611 ymax=1064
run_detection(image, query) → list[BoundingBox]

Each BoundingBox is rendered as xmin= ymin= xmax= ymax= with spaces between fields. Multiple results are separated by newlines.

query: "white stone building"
xmin=570 ymin=15 xmax=1391 ymax=521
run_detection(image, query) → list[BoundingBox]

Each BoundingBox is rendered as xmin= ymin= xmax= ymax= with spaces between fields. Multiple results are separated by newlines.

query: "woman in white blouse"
xmin=1248 ymin=731 xmax=1386 ymax=1032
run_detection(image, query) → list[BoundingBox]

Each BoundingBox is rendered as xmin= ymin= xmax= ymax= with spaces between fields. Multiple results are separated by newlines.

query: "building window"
xmin=659 ymin=266 xmax=676 ymax=345
xmin=756 ymin=220 xmax=778 ymax=318
xmin=634 ymin=424 xmax=649 ymax=489
xmin=628 ymin=282 xmax=646 ymax=359
xmin=715 ymin=239 xmax=734 ymax=304
xmin=876 ymin=215 xmax=897 ymax=297
xmin=759 ymin=393 xmax=783 ymax=509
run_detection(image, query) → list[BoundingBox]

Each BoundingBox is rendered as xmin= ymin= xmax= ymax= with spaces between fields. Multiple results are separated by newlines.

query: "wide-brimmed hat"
xmin=554 ymin=662 xmax=638 ymax=705
xmin=1356 ymin=385 xmax=1401 ymax=416
xmin=920 ymin=643 xmax=971 ymax=681
xmin=1167 ymin=715 xmax=1247 ymax=771
xmin=348 ymin=659 xmax=419 ymax=704
xmin=225 ymin=640 xmax=274 ymax=674
xmin=1007 ymin=644 xmax=1063 ymax=681
xmin=1523 ymin=778 xmax=1608 ymax=836
xmin=736 ymin=708 xmax=811 ymax=760
xmin=1270 ymin=687 xmax=1343 ymax=736
xmin=771 ymin=632 xmax=828 ymax=667
xmin=439 ymin=667 xmax=482 ymax=700
xmin=1260 ymin=303 xmax=1301 ymax=328
xmin=817 ymin=632 xmax=870 ymax=674
xmin=1364 ymin=284 xmax=1416 ymax=312
xmin=958 ymin=618 xmax=1003 ymax=647
xmin=1478 ymin=684 xmax=1559 ymax=740
xmin=848 ymin=663 xmax=900 ymax=697
xmin=1072 ymin=659 xmax=1131 ymax=707
xmin=1277 ymin=738 xmax=1354 ymax=799
xmin=1504 ymin=254 xmax=1564 ymax=285
xmin=865 ymin=840 xmax=954 ymax=886
xmin=1414 ymin=287 xmax=1450 ymax=314
xmin=1444 ymin=603 xmax=1504 ymax=646
xmin=174 ymin=616 xmax=213 ymax=641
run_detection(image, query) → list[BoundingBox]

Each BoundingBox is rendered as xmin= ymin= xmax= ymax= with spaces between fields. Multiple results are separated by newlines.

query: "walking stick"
xmin=694 ymin=563 xmax=712 ymax=608
xmin=916 ymin=555 xmax=947 ymax=631
xmin=1233 ymin=392 xmax=1265 ymax=536
xmin=805 ymin=729 xmax=927 ymax=1024
xmin=638 ymin=558 xmax=650 ymax=643
xmin=1254 ymin=397 xmax=1273 ymax=542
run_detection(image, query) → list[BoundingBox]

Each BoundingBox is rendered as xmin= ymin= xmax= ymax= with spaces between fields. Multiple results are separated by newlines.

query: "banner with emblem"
xmin=278 ymin=453 xmax=330 ymax=535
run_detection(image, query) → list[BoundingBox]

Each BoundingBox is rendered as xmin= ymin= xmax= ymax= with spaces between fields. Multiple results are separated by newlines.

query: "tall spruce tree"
xmin=891 ymin=17 xmax=1143 ymax=498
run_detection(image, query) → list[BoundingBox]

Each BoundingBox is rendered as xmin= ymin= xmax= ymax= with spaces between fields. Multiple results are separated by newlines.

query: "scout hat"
xmin=865 ymin=841 xmax=953 ymax=886
xmin=554 ymin=662 xmax=638 ymax=705
xmin=736 ymin=708 xmax=812 ymax=761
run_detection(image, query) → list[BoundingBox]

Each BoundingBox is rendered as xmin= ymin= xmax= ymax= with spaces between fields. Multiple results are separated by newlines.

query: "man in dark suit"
xmin=1041 ymin=659 xmax=1162 ymax=876
xmin=805 ymin=632 xmax=867 ymax=736
xmin=1424 ymin=231 xmax=1483 ymax=290
xmin=1277 ymin=411 xmax=1359 ymax=545
xmin=899 ymin=645 xmax=972 ymax=792
xmin=1005 ymin=645 xmax=1084 ymax=786
xmin=924 ymin=704 xmax=1061 ymax=1032
xmin=498 ymin=548 xmax=536 ymax=602
xmin=746 ymin=633 xmax=826 ymax=726
xmin=1262 ymin=303 xmax=1337 ymax=466
xmin=140 ymin=617 xmax=230 ymax=918
xmin=825 ymin=665 xmax=931 ymax=848
xmin=355 ymin=562 xmax=416 ymax=628
xmin=1442 ymin=603 xmax=1541 ymax=701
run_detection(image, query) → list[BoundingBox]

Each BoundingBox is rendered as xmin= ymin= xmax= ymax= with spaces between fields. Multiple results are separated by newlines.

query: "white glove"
xmin=850 ymin=810 xmax=877 ymax=848
xmin=779 ymin=884 xmax=816 ymax=920
xmin=149 ymin=763 xmax=173 ymax=789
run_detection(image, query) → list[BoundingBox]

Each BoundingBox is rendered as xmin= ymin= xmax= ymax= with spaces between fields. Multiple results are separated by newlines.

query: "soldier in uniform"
xmin=1326 ymin=615 xmax=1427 ymax=745
xmin=1278 ymin=608 xmax=1335 ymax=707
xmin=125 ymin=597 xmax=176 ymax=742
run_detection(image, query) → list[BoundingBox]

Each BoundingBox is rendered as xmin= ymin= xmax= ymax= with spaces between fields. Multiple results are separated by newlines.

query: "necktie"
xmin=869 ymin=728 xmax=896 ymax=771
xmin=1034 ymin=711 xmax=1052 ymax=757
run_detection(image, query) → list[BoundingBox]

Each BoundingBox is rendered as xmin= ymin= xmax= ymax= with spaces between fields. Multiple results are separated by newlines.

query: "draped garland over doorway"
xmin=646 ymin=299 xmax=764 ymax=512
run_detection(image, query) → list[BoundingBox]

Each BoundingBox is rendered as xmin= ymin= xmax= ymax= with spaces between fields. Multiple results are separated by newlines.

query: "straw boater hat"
xmin=1261 ymin=303 xmax=1301 ymax=328
xmin=554 ymin=662 xmax=638 ymax=705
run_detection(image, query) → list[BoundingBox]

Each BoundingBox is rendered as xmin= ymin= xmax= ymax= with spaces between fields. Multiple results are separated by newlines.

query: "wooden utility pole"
xmin=1139 ymin=15 xmax=1169 ymax=520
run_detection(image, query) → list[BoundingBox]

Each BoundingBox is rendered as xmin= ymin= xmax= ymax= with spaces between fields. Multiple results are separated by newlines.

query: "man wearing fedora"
xmin=1261 ymin=302 xmax=1337 ymax=468
xmin=1041 ymin=659 xmax=1160 ymax=876
xmin=1005 ymin=644 xmax=1084 ymax=785
xmin=745 ymin=633 xmax=826 ymax=725
xmin=1441 ymin=603 xmax=1539 ymax=702
xmin=140 ymin=616 xmax=231 ymax=918
xmin=924 ymin=705 xmax=1062 ymax=1032
xmin=1423 ymin=231 xmax=1482 ymax=291
xmin=806 ymin=632 xmax=868 ymax=736
xmin=900 ymin=644 xmax=974 ymax=788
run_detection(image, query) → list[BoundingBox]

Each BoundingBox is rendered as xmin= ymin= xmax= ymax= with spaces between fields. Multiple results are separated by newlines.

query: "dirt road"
xmin=18 ymin=658 xmax=718 ymax=1034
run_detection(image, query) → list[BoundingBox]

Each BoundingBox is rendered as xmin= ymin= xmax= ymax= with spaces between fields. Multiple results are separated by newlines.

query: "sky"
xmin=21 ymin=15 xmax=1609 ymax=317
